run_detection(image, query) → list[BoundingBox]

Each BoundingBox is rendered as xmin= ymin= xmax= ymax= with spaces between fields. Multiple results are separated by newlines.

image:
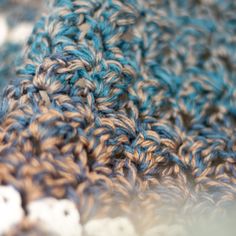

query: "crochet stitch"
xmin=0 ymin=0 xmax=236 ymax=235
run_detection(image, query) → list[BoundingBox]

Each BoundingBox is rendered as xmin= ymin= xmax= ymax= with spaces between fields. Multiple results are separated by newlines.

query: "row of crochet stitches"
xmin=0 ymin=0 xmax=236 ymax=233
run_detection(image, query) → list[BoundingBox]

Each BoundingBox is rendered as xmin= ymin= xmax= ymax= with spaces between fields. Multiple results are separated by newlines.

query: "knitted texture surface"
xmin=0 ymin=0 xmax=236 ymax=235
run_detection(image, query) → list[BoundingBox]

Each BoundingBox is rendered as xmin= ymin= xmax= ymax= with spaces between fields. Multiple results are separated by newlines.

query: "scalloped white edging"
xmin=27 ymin=197 xmax=82 ymax=236
xmin=0 ymin=15 xmax=33 ymax=46
xmin=0 ymin=16 xmax=8 ymax=46
xmin=0 ymin=187 xmax=188 ymax=236
xmin=84 ymin=217 xmax=137 ymax=236
xmin=144 ymin=224 xmax=187 ymax=236
xmin=8 ymin=23 xmax=33 ymax=44
xmin=0 ymin=186 xmax=24 ymax=235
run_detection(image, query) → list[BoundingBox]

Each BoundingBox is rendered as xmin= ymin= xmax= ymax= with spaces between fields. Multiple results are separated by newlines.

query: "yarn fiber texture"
xmin=0 ymin=0 xmax=236 ymax=234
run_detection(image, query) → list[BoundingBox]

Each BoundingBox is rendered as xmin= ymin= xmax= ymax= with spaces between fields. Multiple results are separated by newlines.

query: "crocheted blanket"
xmin=0 ymin=0 xmax=236 ymax=235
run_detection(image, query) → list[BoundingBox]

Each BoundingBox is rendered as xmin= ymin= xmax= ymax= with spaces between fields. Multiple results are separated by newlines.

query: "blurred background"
xmin=0 ymin=0 xmax=44 ymax=93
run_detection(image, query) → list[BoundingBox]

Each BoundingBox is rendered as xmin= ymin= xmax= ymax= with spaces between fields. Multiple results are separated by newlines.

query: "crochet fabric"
xmin=0 ymin=0 xmax=236 ymax=235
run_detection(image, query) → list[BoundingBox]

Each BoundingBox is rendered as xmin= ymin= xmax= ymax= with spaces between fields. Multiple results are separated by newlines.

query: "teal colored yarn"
xmin=0 ymin=43 xmax=22 ymax=90
xmin=0 ymin=0 xmax=236 ymax=234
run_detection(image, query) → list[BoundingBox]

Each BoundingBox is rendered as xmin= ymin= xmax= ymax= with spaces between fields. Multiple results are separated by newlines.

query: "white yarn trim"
xmin=84 ymin=217 xmax=137 ymax=236
xmin=0 ymin=16 xmax=8 ymax=46
xmin=8 ymin=23 xmax=33 ymax=44
xmin=0 ymin=185 xmax=24 ymax=235
xmin=28 ymin=197 xmax=82 ymax=236
xmin=144 ymin=224 xmax=187 ymax=236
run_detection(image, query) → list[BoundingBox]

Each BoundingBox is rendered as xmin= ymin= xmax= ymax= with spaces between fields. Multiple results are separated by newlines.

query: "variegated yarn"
xmin=0 ymin=0 xmax=236 ymax=235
